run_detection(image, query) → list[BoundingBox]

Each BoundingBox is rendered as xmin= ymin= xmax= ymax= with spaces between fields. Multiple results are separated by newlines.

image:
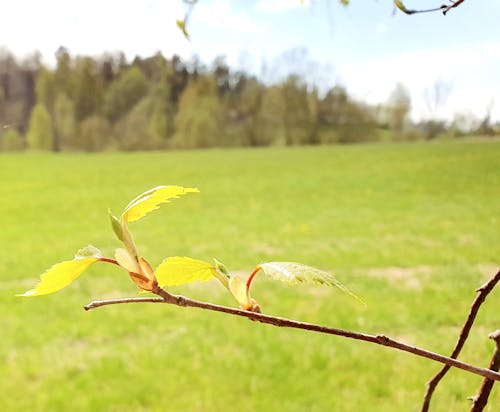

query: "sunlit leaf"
xmin=122 ymin=185 xmax=199 ymax=223
xmin=155 ymin=256 xmax=217 ymax=287
xmin=176 ymin=19 xmax=190 ymax=40
xmin=18 ymin=258 xmax=99 ymax=297
xmin=258 ymin=262 xmax=365 ymax=304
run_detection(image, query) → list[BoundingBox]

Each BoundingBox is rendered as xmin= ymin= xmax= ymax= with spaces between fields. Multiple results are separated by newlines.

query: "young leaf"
xmin=258 ymin=262 xmax=365 ymax=305
xmin=130 ymin=258 xmax=157 ymax=291
xmin=75 ymin=245 xmax=103 ymax=259
xmin=229 ymin=275 xmax=251 ymax=307
xmin=213 ymin=258 xmax=230 ymax=288
xmin=115 ymin=248 xmax=141 ymax=274
xmin=176 ymin=19 xmax=190 ymax=40
xmin=109 ymin=210 xmax=124 ymax=241
xmin=18 ymin=258 xmax=100 ymax=297
xmin=394 ymin=0 xmax=416 ymax=14
xmin=122 ymin=185 xmax=199 ymax=223
xmin=155 ymin=256 xmax=217 ymax=287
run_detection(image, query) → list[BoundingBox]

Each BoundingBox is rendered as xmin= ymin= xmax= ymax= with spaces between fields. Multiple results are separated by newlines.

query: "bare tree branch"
xmin=84 ymin=283 xmax=500 ymax=382
xmin=395 ymin=0 xmax=466 ymax=15
xmin=469 ymin=330 xmax=500 ymax=412
xmin=421 ymin=270 xmax=500 ymax=412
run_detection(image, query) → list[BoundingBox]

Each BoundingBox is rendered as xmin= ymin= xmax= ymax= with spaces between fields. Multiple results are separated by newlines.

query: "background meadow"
xmin=1 ymin=139 xmax=499 ymax=411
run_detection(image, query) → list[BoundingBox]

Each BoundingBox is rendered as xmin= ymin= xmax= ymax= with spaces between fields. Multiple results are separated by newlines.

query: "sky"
xmin=1 ymin=0 xmax=499 ymax=122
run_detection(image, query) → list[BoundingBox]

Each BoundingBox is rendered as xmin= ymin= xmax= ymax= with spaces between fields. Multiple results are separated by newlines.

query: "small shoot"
xmin=19 ymin=185 xmax=198 ymax=297
xmin=153 ymin=256 xmax=260 ymax=311
xmin=229 ymin=274 xmax=261 ymax=313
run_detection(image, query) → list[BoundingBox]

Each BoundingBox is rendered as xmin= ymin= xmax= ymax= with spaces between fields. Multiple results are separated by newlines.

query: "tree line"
xmin=0 ymin=47 xmax=496 ymax=152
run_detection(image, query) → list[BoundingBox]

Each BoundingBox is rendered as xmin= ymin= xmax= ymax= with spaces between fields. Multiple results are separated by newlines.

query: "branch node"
xmin=488 ymin=330 xmax=500 ymax=342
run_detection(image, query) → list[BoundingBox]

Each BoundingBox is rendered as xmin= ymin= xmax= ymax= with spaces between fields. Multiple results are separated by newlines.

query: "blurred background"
xmin=1 ymin=1 xmax=499 ymax=411
xmin=0 ymin=0 xmax=499 ymax=151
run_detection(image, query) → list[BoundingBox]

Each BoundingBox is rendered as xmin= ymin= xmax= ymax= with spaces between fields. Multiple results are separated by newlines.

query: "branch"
xmin=84 ymin=284 xmax=500 ymax=382
xmin=469 ymin=330 xmax=500 ymax=412
xmin=395 ymin=0 xmax=466 ymax=15
xmin=421 ymin=269 xmax=500 ymax=412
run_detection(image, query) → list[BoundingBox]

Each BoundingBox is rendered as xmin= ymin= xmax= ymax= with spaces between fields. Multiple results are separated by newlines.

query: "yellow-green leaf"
xmin=115 ymin=248 xmax=141 ymax=274
xmin=122 ymin=185 xmax=199 ymax=223
xmin=155 ymin=256 xmax=217 ymax=287
xmin=18 ymin=258 xmax=99 ymax=297
xmin=258 ymin=262 xmax=365 ymax=305
xmin=394 ymin=0 xmax=415 ymax=14
xmin=176 ymin=19 xmax=190 ymax=40
xmin=229 ymin=275 xmax=250 ymax=307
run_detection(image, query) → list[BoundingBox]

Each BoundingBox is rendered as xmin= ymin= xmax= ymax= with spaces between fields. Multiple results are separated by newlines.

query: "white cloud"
xmin=0 ymin=0 xmax=189 ymax=64
xmin=256 ymin=0 xmax=311 ymax=12
xmin=337 ymin=41 xmax=500 ymax=121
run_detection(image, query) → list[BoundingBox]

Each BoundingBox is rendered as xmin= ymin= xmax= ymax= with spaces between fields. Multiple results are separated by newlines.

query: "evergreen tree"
xmin=77 ymin=115 xmax=111 ymax=152
xmin=104 ymin=66 xmax=149 ymax=123
xmin=26 ymin=104 xmax=52 ymax=150
xmin=53 ymin=93 xmax=76 ymax=149
xmin=172 ymin=76 xmax=221 ymax=148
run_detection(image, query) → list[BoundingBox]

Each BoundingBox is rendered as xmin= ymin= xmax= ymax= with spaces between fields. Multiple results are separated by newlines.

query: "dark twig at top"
xmin=396 ymin=0 xmax=466 ymax=15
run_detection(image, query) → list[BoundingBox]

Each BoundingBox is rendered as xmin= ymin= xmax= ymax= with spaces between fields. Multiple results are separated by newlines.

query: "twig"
xmin=84 ymin=285 xmax=500 ymax=382
xmin=469 ymin=330 xmax=500 ymax=412
xmin=442 ymin=0 xmax=466 ymax=16
xmin=396 ymin=0 xmax=466 ymax=15
xmin=421 ymin=270 xmax=500 ymax=412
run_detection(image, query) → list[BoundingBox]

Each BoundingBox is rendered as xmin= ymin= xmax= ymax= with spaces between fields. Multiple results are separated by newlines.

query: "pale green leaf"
xmin=18 ymin=258 xmax=99 ymax=297
xmin=75 ymin=244 xmax=103 ymax=259
xmin=258 ymin=262 xmax=365 ymax=305
xmin=109 ymin=210 xmax=124 ymax=241
xmin=122 ymin=185 xmax=199 ymax=223
xmin=155 ymin=256 xmax=217 ymax=287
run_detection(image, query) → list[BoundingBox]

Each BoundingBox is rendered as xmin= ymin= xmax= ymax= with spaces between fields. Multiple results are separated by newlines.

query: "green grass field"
xmin=1 ymin=140 xmax=499 ymax=411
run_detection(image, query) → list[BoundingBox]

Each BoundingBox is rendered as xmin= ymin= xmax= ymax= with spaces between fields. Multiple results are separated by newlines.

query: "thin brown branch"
xmin=443 ymin=0 xmax=466 ymax=16
xmin=421 ymin=269 xmax=500 ymax=412
xmin=469 ymin=330 xmax=500 ymax=412
xmin=397 ymin=0 xmax=466 ymax=15
xmin=84 ymin=284 xmax=500 ymax=382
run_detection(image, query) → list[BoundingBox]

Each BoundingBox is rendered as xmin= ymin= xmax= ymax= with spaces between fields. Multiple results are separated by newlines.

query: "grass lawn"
xmin=1 ymin=140 xmax=499 ymax=411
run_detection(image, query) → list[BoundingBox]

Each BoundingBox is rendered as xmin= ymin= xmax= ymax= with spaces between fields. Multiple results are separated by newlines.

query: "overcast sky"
xmin=1 ymin=0 xmax=499 ymax=122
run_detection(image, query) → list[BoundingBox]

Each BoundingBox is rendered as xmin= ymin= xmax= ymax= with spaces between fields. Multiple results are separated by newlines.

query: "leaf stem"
xmin=245 ymin=266 xmax=261 ymax=293
xmin=99 ymin=257 xmax=120 ymax=266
